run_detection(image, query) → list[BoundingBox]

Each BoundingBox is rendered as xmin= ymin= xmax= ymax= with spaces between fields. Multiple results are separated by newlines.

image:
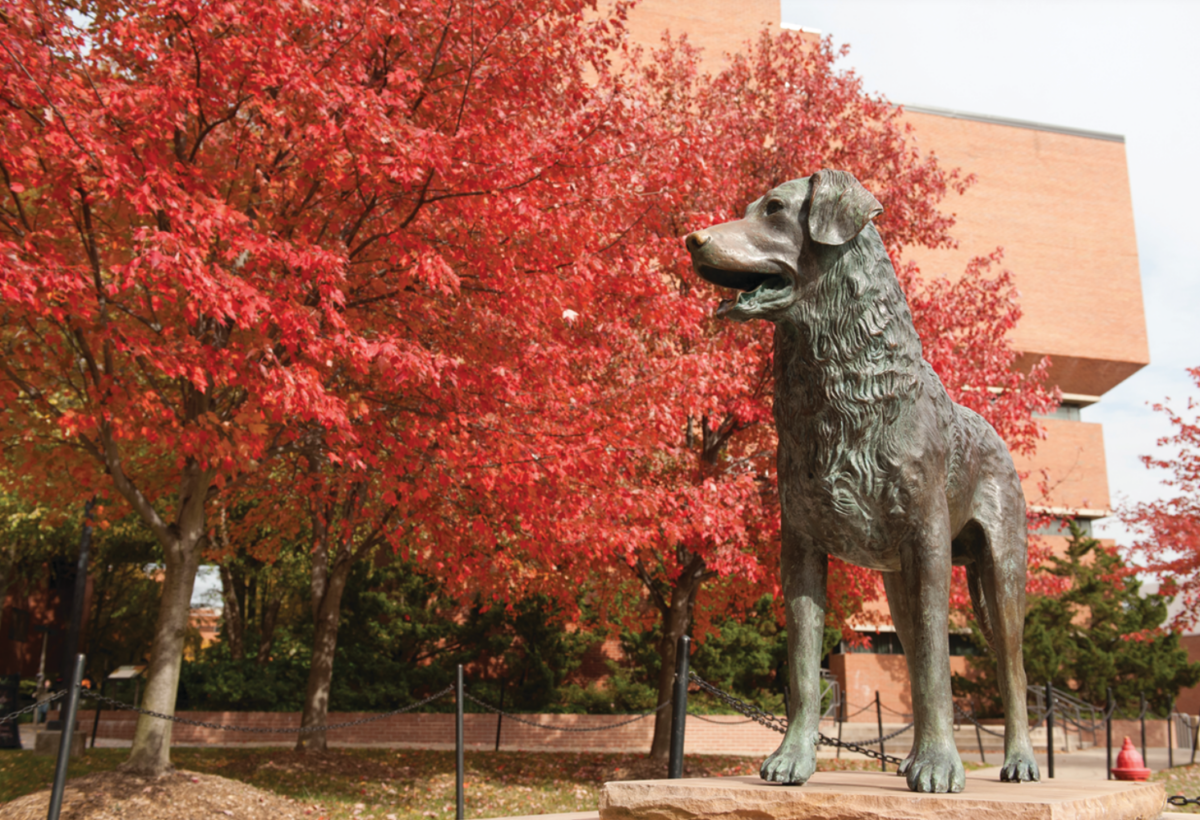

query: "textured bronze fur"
xmin=685 ymin=170 xmax=1040 ymax=793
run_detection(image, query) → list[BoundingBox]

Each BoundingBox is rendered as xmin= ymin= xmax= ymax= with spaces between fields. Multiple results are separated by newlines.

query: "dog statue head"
xmin=685 ymin=170 xmax=883 ymax=322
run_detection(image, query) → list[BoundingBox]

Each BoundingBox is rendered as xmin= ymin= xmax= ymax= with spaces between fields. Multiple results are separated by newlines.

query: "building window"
xmin=1032 ymin=518 xmax=1093 ymax=538
xmin=1034 ymin=404 xmax=1083 ymax=422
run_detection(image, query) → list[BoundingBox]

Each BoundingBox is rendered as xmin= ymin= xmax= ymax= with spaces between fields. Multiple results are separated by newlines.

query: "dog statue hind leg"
xmin=960 ymin=450 xmax=1040 ymax=782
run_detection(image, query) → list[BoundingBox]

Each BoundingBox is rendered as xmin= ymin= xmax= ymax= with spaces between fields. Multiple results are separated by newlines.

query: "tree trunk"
xmin=218 ymin=564 xmax=245 ymax=661
xmin=256 ymin=597 xmax=281 ymax=664
xmin=117 ymin=461 xmax=212 ymax=776
xmin=295 ymin=556 xmax=353 ymax=752
xmin=646 ymin=553 xmax=709 ymax=762
xmin=120 ymin=534 xmax=203 ymax=773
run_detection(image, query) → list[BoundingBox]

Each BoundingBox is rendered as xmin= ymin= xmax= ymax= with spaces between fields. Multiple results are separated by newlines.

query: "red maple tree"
xmin=0 ymin=0 xmax=655 ymax=770
xmin=1124 ymin=367 xmax=1200 ymax=628
xmin=1 ymin=0 xmax=1057 ymax=774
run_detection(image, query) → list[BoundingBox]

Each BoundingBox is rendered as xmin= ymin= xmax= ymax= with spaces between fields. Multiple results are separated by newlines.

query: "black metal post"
xmin=1169 ymin=699 xmax=1175 ymax=768
xmin=1045 ymin=682 xmax=1054 ymax=779
xmin=455 ymin=664 xmax=464 ymax=820
xmin=60 ymin=501 xmax=95 ymax=679
xmin=1139 ymin=693 xmax=1147 ymax=766
xmin=875 ymin=691 xmax=886 ymax=772
xmin=975 ymin=719 xmax=986 ymax=764
xmin=89 ymin=678 xmax=104 ymax=749
xmin=1192 ymin=714 xmax=1199 ymax=767
xmin=1106 ymin=687 xmax=1114 ymax=780
xmin=668 ymin=635 xmax=690 ymax=780
xmin=47 ymin=653 xmax=85 ymax=820
xmin=836 ymin=693 xmax=844 ymax=759
xmin=493 ymin=683 xmax=504 ymax=753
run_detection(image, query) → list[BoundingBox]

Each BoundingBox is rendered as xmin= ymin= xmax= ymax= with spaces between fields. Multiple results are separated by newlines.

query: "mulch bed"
xmin=0 ymin=770 xmax=312 ymax=820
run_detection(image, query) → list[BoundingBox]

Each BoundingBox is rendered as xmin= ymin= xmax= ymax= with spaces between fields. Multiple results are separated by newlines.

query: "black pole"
xmin=455 ymin=664 xmax=464 ymax=820
xmin=1106 ymin=687 xmax=1114 ymax=780
xmin=47 ymin=653 xmax=85 ymax=820
xmin=1045 ymin=682 xmax=1054 ymax=779
xmin=1140 ymin=693 xmax=1147 ymax=766
xmin=60 ymin=500 xmax=95 ymax=678
xmin=875 ymin=691 xmax=886 ymax=772
xmin=493 ymin=683 xmax=504 ymax=753
xmin=89 ymin=678 xmax=104 ymax=749
xmin=1169 ymin=699 xmax=1175 ymax=769
xmin=836 ymin=692 xmax=844 ymax=760
xmin=668 ymin=635 xmax=690 ymax=779
xmin=1191 ymin=714 xmax=1199 ymax=767
xmin=975 ymin=718 xmax=986 ymax=765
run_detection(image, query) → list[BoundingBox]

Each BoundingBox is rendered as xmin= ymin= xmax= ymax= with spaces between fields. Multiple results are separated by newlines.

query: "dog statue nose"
xmin=685 ymin=231 xmax=711 ymax=252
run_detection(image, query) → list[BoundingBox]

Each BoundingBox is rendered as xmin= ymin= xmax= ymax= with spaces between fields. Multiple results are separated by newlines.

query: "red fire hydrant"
xmin=1111 ymin=737 xmax=1151 ymax=781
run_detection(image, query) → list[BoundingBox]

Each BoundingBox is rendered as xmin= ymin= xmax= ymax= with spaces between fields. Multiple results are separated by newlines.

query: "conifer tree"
xmin=956 ymin=523 xmax=1200 ymax=716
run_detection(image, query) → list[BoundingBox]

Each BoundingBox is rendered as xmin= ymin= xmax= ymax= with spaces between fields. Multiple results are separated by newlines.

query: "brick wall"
xmin=1174 ymin=636 xmax=1200 ymax=715
xmin=1014 ymin=416 xmax=1111 ymax=513
xmin=71 ymin=708 xmax=808 ymax=755
xmin=829 ymin=653 xmax=969 ymax=724
xmin=899 ymin=111 xmax=1148 ymax=398
xmin=612 ymin=0 xmax=781 ymax=69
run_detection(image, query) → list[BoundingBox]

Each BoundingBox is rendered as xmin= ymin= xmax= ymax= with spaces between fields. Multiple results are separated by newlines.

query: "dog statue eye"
xmin=765 ymin=199 xmax=785 ymax=215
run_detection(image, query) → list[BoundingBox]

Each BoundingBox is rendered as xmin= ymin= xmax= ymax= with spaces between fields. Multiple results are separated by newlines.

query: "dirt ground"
xmin=0 ymin=770 xmax=313 ymax=820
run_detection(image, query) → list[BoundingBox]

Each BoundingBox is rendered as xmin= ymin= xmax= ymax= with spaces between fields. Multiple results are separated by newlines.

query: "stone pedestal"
xmin=33 ymin=730 xmax=87 ymax=757
xmin=600 ymin=771 xmax=1166 ymax=820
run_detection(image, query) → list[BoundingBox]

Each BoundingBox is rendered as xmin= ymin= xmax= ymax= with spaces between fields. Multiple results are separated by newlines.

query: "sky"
xmin=779 ymin=0 xmax=1200 ymax=550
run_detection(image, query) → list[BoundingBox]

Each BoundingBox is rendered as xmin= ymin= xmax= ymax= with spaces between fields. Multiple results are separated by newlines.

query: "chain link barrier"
xmin=463 ymin=691 xmax=671 ymax=733
xmin=688 ymin=672 xmax=910 ymax=765
xmin=72 ymin=686 xmax=455 ymax=734
xmin=0 ymin=691 xmax=67 ymax=724
xmin=953 ymin=704 xmax=1005 ymax=738
xmin=839 ymin=701 xmax=877 ymax=720
xmin=688 ymin=712 xmax=755 ymax=725
xmin=13 ymin=672 xmax=1195 ymax=810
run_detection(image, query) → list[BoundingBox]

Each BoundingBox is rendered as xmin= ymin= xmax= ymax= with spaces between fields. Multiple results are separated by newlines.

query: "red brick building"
xmin=619 ymin=0 xmax=1148 ymax=719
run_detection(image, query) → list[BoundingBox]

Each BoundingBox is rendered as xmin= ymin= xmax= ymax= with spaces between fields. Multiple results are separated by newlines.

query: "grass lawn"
xmin=1156 ymin=763 xmax=1200 ymax=814
xmin=0 ymin=747 xmax=906 ymax=819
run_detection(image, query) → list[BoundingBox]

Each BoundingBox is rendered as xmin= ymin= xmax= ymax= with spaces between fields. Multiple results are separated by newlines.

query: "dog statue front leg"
xmin=761 ymin=535 xmax=827 ymax=785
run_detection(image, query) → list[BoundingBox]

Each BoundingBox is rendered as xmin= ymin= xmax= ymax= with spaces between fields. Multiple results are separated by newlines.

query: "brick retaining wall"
xmin=70 ymin=709 xmax=822 ymax=754
xmin=69 ymin=708 xmax=1175 ymax=754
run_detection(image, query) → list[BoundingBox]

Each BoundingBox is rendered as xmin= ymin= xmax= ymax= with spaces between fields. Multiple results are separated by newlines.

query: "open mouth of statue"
xmin=697 ymin=266 xmax=789 ymax=294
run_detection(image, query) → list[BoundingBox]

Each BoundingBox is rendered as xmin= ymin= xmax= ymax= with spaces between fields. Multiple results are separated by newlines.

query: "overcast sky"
xmin=778 ymin=0 xmax=1200 ymax=550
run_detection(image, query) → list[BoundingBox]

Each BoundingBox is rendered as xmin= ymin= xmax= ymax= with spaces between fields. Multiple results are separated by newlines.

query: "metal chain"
xmin=1169 ymin=796 xmax=1200 ymax=807
xmin=0 ymin=691 xmax=67 ymax=724
xmin=689 ymin=673 xmax=786 ymax=733
xmin=841 ymin=701 xmax=878 ymax=719
xmin=688 ymin=673 xmax=908 ymax=765
xmin=688 ymin=712 xmax=755 ymax=725
xmin=463 ymin=691 xmax=670 ymax=732
xmin=953 ymin=704 xmax=1005 ymax=738
xmin=76 ymin=686 xmax=454 ymax=734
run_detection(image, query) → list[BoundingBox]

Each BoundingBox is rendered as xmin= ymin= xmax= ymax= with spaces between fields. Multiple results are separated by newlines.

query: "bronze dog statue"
xmin=685 ymin=170 xmax=1039 ymax=793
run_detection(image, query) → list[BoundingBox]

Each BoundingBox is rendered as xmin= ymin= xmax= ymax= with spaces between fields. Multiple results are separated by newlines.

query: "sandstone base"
xmin=600 ymin=771 xmax=1166 ymax=820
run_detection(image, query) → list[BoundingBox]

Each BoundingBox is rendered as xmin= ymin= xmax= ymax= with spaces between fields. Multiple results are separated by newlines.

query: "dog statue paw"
xmin=905 ymin=745 xmax=966 ymax=794
xmin=1000 ymin=749 xmax=1040 ymax=783
xmin=760 ymin=741 xmax=817 ymax=786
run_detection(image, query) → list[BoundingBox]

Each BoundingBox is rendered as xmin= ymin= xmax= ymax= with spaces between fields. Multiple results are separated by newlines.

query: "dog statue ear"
xmin=807 ymin=169 xmax=884 ymax=245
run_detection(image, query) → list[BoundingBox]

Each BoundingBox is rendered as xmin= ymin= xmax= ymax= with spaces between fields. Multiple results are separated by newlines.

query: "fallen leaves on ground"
xmin=0 ymin=770 xmax=308 ymax=820
xmin=1155 ymin=763 xmax=1200 ymax=814
xmin=0 ymin=748 xmax=888 ymax=819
